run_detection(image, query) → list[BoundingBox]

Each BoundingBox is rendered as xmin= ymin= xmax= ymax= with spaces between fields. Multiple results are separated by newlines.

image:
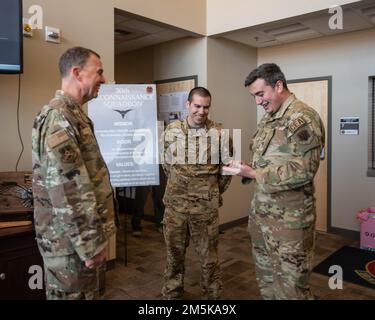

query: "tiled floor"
xmin=104 ymin=214 xmax=375 ymax=300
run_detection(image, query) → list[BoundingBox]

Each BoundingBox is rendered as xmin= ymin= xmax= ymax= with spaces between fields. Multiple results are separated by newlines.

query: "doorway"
xmin=288 ymin=77 xmax=331 ymax=232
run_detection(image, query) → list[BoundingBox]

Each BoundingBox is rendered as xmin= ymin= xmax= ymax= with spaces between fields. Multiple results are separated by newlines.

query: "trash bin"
xmin=357 ymin=207 xmax=375 ymax=251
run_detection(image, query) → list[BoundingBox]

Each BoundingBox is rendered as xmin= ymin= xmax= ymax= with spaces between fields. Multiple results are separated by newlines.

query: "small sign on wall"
xmin=340 ymin=117 xmax=359 ymax=135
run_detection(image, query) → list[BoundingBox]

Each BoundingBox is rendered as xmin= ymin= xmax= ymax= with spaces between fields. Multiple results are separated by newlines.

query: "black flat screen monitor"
xmin=0 ymin=0 xmax=23 ymax=74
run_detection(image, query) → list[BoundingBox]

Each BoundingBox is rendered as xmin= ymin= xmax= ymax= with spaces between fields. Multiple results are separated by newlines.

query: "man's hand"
xmin=85 ymin=248 xmax=107 ymax=269
xmin=222 ymin=160 xmax=242 ymax=175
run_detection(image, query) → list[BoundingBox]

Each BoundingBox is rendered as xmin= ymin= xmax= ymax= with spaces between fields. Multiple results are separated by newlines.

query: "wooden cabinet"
xmin=0 ymin=225 xmax=45 ymax=300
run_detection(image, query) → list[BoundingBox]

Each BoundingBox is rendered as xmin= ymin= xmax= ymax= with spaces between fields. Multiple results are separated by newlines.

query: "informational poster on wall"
xmin=158 ymin=91 xmax=189 ymax=125
xmin=88 ymin=84 xmax=159 ymax=187
xmin=155 ymin=76 xmax=197 ymax=125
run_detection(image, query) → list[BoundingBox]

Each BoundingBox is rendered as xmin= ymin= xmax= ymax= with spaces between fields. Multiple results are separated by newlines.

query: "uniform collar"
xmin=265 ymin=93 xmax=296 ymax=121
xmin=55 ymin=90 xmax=81 ymax=110
xmin=55 ymin=90 xmax=92 ymax=126
xmin=182 ymin=117 xmax=214 ymax=131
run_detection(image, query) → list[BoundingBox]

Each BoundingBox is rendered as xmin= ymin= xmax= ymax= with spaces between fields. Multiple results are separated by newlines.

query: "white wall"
xmin=207 ymin=38 xmax=258 ymax=224
xmin=258 ymin=28 xmax=375 ymax=232
xmin=206 ymin=0 xmax=360 ymax=35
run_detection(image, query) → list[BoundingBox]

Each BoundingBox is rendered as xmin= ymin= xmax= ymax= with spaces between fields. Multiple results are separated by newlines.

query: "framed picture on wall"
xmin=155 ymin=75 xmax=198 ymax=125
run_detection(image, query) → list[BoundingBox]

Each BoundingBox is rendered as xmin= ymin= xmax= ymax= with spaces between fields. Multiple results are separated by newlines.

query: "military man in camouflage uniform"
xmin=231 ymin=63 xmax=325 ymax=299
xmin=32 ymin=47 xmax=116 ymax=300
xmin=161 ymin=87 xmax=232 ymax=299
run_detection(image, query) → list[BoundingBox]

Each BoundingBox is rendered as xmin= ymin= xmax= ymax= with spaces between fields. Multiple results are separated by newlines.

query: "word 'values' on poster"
xmin=88 ymin=84 xmax=159 ymax=187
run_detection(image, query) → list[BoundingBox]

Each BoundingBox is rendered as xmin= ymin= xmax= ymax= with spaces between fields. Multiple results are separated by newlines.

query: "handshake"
xmin=222 ymin=160 xmax=244 ymax=175
xmin=221 ymin=160 xmax=256 ymax=179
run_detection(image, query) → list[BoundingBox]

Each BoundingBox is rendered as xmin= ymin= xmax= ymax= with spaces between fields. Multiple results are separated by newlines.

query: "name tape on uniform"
xmin=47 ymin=130 xmax=70 ymax=148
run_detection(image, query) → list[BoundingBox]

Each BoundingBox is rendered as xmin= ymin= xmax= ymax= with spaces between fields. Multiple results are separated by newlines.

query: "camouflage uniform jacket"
xmin=32 ymin=90 xmax=116 ymax=260
xmin=162 ymin=118 xmax=232 ymax=213
xmin=245 ymin=94 xmax=325 ymax=229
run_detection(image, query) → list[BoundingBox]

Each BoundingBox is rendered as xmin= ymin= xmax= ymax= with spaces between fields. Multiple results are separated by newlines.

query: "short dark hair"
xmin=244 ymin=63 xmax=288 ymax=90
xmin=59 ymin=46 xmax=100 ymax=78
xmin=187 ymin=86 xmax=211 ymax=102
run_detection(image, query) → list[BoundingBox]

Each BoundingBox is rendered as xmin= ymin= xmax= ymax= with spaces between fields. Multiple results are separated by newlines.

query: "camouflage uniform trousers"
xmin=43 ymin=253 xmax=101 ymax=300
xmin=162 ymin=207 xmax=222 ymax=299
xmin=248 ymin=214 xmax=315 ymax=300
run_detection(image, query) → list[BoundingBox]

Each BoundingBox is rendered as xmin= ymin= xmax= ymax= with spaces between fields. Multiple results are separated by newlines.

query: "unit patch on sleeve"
xmin=58 ymin=145 xmax=78 ymax=163
xmin=297 ymin=129 xmax=311 ymax=142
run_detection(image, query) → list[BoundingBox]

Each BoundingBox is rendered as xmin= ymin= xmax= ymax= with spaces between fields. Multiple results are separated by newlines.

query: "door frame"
xmin=287 ymin=76 xmax=332 ymax=233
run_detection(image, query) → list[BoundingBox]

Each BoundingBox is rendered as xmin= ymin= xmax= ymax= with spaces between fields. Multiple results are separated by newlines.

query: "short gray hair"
xmin=59 ymin=46 xmax=100 ymax=78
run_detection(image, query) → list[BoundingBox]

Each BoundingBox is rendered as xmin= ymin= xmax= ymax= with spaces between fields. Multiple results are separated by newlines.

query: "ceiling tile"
xmin=114 ymin=13 xmax=131 ymax=25
xmin=221 ymin=30 xmax=280 ymax=47
xmin=301 ymin=8 xmax=372 ymax=35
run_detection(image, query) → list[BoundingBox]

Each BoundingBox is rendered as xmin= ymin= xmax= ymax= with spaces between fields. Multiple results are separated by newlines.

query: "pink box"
xmin=360 ymin=217 xmax=375 ymax=251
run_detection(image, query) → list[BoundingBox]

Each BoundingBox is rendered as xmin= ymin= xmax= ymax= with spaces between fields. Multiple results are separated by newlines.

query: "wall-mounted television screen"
xmin=0 ymin=0 xmax=23 ymax=74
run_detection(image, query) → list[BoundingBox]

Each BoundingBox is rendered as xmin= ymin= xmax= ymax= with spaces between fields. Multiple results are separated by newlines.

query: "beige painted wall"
xmin=153 ymin=37 xmax=207 ymax=86
xmin=115 ymin=37 xmax=207 ymax=85
xmin=0 ymin=0 xmax=207 ymax=172
xmin=115 ymin=47 xmax=154 ymax=84
xmin=206 ymin=0 xmax=360 ymax=35
xmin=0 ymin=0 xmax=115 ymax=171
xmin=207 ymin=38 xmax=258 ymax=224
xmin=113 ymin=0 xmax=206 ymax=35
xmin=258 ymin=28 xmax=375 ymax=232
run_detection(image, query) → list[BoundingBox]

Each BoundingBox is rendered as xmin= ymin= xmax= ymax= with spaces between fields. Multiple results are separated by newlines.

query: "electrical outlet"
xmin=23 ymin=18 xmax=33 ymax=38
xmin=45 ymin=26 xmax=61 ymax=43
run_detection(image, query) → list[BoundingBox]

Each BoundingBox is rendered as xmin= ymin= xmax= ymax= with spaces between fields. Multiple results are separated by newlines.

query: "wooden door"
xmin=288 ymin=80 xmax=329 ymax=232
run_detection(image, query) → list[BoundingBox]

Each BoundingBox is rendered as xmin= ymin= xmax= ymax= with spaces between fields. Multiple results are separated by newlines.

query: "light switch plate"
xmin=45 ymin=26 xmax=61 ymax=43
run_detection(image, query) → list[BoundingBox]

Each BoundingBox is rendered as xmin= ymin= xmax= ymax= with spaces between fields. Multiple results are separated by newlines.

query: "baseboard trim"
xmin=328 ymin=226 xmax=360 ymax=240
xmin=219 ymin=216 xmax=248 ymax=232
